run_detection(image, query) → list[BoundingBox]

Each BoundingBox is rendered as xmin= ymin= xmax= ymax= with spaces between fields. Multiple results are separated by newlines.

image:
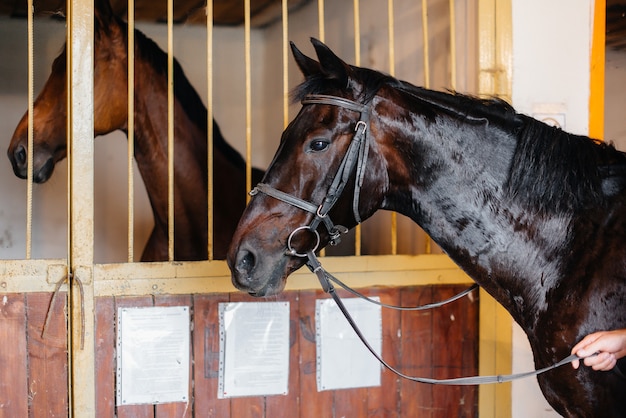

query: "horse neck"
xmin=130 ymin=56 xmax=208 ymax=228
xmin=374 ymin=93 xmax=570 ymax=326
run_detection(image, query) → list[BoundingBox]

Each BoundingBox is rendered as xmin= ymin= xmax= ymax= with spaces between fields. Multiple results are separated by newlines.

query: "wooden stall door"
xmin=93 ymin=285 xmax=478 ymax=417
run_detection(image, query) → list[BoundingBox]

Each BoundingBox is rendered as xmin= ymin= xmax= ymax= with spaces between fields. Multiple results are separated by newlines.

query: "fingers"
xmin=571 ymin=333 xmax=602 ymax=356
xmin=570 ymin=329 xmax=626 ymax=371
xmin=584 ymin=352 xmax=617 ymax=371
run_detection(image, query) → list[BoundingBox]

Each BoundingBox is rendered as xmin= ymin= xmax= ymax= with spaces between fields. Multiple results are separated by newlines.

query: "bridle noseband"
xmin=250 ymin=94 xmax=371 ymax=256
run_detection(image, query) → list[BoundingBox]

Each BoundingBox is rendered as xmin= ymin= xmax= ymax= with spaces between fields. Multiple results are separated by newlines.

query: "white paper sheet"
xmin=316 ymin=297 xmax=381 ymax=391
xmin=116 ymin=306 xmax=190 ymax=405
xmin=218 ymin=301 xmax=290 ymax=398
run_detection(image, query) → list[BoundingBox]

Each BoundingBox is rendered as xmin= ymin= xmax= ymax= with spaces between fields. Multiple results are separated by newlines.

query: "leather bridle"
xmin=249 ymin=93 xmax=586 ymax=385
xmin=250 ymin=94 xmax=371 ymax=256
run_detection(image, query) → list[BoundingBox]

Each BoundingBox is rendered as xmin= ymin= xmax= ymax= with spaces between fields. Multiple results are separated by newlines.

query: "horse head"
xmin=7 ymin=0 xmax=128 ymax=183
xmin=228 ymin=39 xmax=388 ymax=296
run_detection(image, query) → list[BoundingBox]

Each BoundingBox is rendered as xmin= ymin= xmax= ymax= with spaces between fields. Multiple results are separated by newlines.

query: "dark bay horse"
xmin=227 ymin=38 xmax=626 ymax=417
xmin=7 ymin=0 xmax=263 ymax=261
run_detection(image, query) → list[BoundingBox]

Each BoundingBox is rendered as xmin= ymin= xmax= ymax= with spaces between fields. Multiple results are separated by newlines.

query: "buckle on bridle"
xmin=328 ymin=225 xmax=349 ymax=246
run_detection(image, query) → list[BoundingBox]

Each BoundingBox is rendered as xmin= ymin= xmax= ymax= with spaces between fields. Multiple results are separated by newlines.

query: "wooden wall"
xmin=0 ymin=284 xmax=478 ymax=417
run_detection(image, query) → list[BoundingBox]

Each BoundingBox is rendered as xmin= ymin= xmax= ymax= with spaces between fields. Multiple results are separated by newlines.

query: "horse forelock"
xmin=291 ymin=65 xmax=392 ymax=106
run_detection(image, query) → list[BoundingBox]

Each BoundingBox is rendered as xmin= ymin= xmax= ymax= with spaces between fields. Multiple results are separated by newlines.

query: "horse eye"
xmin=309 ymin=139 xmax=330 ymax=152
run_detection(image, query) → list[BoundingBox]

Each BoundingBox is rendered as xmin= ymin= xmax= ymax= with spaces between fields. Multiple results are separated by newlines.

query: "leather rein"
xmin=250 ymin=94 xmax=584 ymax=385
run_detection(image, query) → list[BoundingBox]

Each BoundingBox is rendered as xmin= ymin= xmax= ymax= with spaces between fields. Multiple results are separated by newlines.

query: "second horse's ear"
xmin=310 ymin=38 xmax=350 ymax=88
xmin=291 ymin=41 xmax=322 ymax=79
xmin=95 ymin=0 xmax=115 ymax=28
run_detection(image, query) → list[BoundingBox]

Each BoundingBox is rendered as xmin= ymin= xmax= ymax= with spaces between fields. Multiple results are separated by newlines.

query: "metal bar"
xmin=421 ymin=0 xmax=431 ymax=89
xmin=26 ymin=0 xmax=33 ymax=259
xmin=282 ymin=0 xmax=289 ymax=128
xmin=167 ymin=0 xmax=175 ymax=261
xmin=127 ymin=0 xmax=135 ymax=262
xmin=318 ymin=0 xmax=325 ymax=42
xmin=353 ymin=0 xmax=361 ymax=256
xmin=245 ymin=0 xmax=253 ymax=200
xmin=388 ymin=0 xmax=398 ymax=256
xmin=421 ymin=0 xmax=432 ymax=255
xmin=449 ymin=0 xmax=457 ymax=91
xmin=317 ymin=0 xmax=325 ymax=256
xmin=207 ymin=0 xmax=214 ymax=259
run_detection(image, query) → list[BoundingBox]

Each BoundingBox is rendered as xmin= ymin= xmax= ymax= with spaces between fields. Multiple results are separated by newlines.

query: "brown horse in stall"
xmin=228 ymin=39 xmax=626 ymax=416
xmin=7 ymin=0 xmax=263 ymax=261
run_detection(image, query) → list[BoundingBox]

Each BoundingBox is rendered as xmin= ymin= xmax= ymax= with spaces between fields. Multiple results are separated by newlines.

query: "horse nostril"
xmin=236 ymin=249 xmax=256 ymax=275
xmin=14 ymin=145 xmax=27 ymax=166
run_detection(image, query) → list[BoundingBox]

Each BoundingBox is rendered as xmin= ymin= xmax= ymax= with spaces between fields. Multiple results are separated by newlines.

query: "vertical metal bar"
xmin=449 ymin=0 xmax=457 ymax=91
xmin=245 ymin=0 xmax=253 ymax=201
xmin=167 ymin=0 xmax=175 ymax=261
xmin=127 ymin=0 xmax=135 ymax=262
xmin=353 ymin=0 xmax=361 ymax=256
xmin=26 ymin=0 xmax=33 ymax=259
xmin=353 ymin=0 xmax=360 ymax=66
xmin=387 ymin=0 xmax=397 ymax=255
xmin=67 ymin=0 xmax=95 ymax=414
xmin=317 ymin=0 xmax=325 ymax=257
xmin=282 ymin=0 xmax=289 ymax=128
xmin=318 ymin=0 xmax=325 ymax=42
xmin=421 ymin=0 xmax=431 ymax=254
xmin=207 ymin=0 xmax=214 ymax=260
xmin=421 ymin=0 xmax=431 ymax=89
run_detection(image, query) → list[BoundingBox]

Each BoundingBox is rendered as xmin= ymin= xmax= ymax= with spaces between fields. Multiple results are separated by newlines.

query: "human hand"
xmin=571 ymin=329 xmax=626 ymax=371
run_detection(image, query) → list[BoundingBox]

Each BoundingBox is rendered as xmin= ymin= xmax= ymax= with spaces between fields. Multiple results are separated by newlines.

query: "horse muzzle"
xmin=8 ymin=143 xmax=56 ymax=183
xmin=229 ymin=240 xmax=306 ymax=297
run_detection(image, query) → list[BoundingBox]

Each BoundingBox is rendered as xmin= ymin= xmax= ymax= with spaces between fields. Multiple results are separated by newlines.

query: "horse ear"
xmin=290 ymin=41 xmax=322 ymax=78
xmin=310 ymin=38 xmax=350 ymax=88
xmin=94 ymin=0 xmax=115 ymax=26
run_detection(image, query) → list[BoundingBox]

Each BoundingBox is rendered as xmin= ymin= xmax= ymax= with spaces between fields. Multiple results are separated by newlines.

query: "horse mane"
xmin=505 ymin=117 xmax=626 ymax=213
xmin=292 ymin=63 xmax=626 ymax=214
xmin=110 ymin=16 xmax=248 ymax=171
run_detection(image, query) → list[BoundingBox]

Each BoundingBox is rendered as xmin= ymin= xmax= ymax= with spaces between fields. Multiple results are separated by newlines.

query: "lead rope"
xmin=305 ymin=250 xmax=585 ymax=385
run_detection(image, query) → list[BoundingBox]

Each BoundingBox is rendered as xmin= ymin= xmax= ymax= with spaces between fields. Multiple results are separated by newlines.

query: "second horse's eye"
xmin=309 ymin=139 xmax=330 ymax=152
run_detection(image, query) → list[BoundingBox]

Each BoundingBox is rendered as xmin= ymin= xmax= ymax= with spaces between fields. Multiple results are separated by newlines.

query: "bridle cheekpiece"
xmin=249 ymin=94 xmax=371 ymax=257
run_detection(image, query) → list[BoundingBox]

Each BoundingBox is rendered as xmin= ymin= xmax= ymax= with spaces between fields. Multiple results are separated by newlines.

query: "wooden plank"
xmin=431 ymin=285 xmax=467 ymax=418
xmin=461 ymin=285 xmax=479 ymax=414
xmin=366 ymin=287 xmax=401 ymax=417
xmin=227 ymin=292 xmax=265 ymax=418
xmin=95 ymin=297 xmax=116 ymax=417
xmin=414 ymin=284 xmax=477 ymax=418
xmin=265 ymin=291 xmax=300 ymax=417
xmin=298 ymin=290 xmax=333 ymax=418
xmin=193 ymin=293 xmax=231 ymax=417
xmin=0 ymin=293 xmax=28 ymax=417
xmin=333 ymin=288 xmax=370 ymax=418
xmin=26 ymin=292 xmax=68 ymax=417
xmin=154 ymin=294 xmax=192 ymax=418
xmin=115 ymin=296 xmax=155 ymax=418
xmin=399 ymin=286 xmax=434 ymax=417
